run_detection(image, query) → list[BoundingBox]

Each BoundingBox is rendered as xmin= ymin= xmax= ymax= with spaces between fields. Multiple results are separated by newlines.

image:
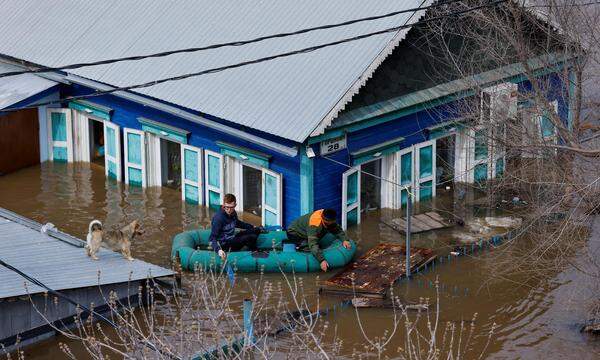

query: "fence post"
xmin=243 ymin=299 xmax=253 ymax=346
xmin=405 ymin=191 xmax=412 ymax=278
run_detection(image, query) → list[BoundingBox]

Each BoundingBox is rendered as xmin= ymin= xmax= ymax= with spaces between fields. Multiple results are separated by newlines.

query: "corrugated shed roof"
xmin=0 ymin=62 xmax=57 ymax=109
xmin=0 ymin=0 xmax=430 ymax=142
xmin=0 ymin=211 xmax=173 ymax=299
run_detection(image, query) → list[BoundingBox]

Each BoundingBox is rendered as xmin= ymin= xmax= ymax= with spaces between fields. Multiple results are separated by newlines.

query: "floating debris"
xmin=351 ymin=297 xmax=428 ymax=311
xmin=386 ymin=211 xmax=451 ymax=234
xmin=485 ymin=216 xmax=523 ymax=228
xmin=320 ymin=243 xmax=435 ymax=298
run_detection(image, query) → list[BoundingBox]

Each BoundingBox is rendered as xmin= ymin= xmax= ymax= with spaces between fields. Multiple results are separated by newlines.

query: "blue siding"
xmin=313 ymin=104 xmax=450 ymax=222
xmin=518 ymin=73 xmax=570 ymax=127
xmin=63 ymin=84 xmax=302 ymax=227
xmin=314 ymin=74 xmax=570 ymax=220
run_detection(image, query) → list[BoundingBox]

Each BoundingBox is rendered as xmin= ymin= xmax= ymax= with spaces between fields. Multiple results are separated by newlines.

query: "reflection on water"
xmin=0 ymin=163 xmax=599 ymax=359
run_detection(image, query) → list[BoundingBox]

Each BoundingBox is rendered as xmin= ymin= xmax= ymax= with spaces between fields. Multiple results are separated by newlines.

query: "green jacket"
xmin=287 ymin=210 xmax=348 ymax=262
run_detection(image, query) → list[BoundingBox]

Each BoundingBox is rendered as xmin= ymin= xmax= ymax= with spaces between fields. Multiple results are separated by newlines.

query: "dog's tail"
xmin=88 ymin=219 xmax=102 ymax=234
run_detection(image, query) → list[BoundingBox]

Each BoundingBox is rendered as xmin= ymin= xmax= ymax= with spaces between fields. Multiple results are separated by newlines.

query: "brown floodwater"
xmin=1 ymin=162 xmax=599 ymax=359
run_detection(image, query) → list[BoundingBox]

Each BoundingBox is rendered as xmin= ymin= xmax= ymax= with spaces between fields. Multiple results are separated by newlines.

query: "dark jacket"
xmin=209 ymin=208 xmax=254 ymax=251
xmin=287 ymin=209 xmax=348 ymax=262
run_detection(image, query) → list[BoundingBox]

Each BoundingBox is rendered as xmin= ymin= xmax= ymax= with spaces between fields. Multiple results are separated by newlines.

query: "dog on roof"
xmin=85 ymin=219 xmax=143 ymax=261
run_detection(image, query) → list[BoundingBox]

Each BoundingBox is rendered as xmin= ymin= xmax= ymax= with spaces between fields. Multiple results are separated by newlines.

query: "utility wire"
xmin=0 ymin=0 xmax=465 ymax=79
xmin=3 ymin=0 xmax=507 ymax=113
xmin=0 ymin=258 xmax=182 ymax=360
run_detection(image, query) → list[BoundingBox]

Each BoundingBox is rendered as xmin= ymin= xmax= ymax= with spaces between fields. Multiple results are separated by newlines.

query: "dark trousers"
xmin=285 ymin=231 xmax=307 ymax=247
xmin=221 ymin=229 xmax=259 ymax=252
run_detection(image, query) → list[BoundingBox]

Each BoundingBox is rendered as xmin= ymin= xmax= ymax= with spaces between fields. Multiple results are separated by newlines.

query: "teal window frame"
xmin=351 ymin=136 xmax=404 ymax=166
xmin=217 ymin=141 xmax=270 ymax=168
xmin=138 ymin=117 xmax=189 ymax=144
xmin=68 ymin=100 xmax=112 ymax=121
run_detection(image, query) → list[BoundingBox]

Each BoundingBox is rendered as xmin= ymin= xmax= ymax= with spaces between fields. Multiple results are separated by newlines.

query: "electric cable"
xmin=0 ymin=0 xmax=465 ymax=79
xmin=2 ymin=0 xmax=508 ymax=113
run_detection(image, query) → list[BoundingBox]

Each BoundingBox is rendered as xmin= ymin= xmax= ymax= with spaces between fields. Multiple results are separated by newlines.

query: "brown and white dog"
xmin=85 ymin=220 xmax=143 ymax=261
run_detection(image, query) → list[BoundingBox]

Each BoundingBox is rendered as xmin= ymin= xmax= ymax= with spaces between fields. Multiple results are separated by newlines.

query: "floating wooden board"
xmin=388 ymin=211 xmax=451 ymax=234
xmin=351 ymin=297 xmax=428 ymax=311
xmin=320 ymin=243 xmax=435 ymax=298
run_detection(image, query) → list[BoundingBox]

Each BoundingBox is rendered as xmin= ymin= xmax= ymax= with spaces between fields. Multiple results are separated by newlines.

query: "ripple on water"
xmin=1 ymin=163 xmax=599 ymax=359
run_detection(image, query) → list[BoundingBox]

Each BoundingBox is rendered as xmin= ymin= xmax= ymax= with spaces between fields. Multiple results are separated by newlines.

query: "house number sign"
xmin=320 ymin=135 xmax=347 ymax=155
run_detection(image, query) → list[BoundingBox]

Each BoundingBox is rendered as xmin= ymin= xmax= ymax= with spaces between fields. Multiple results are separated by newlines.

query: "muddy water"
xmin=1 ymin=163 xmax=599 ymax=359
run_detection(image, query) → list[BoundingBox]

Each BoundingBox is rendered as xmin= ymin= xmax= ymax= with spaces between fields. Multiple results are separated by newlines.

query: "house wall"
xmin=312 ymin=73 xmax=570 ymax=223
xmin=0 ymin=281 xmax=142 ymax=350
xmin=0 ymin=108 xmax=39 ymax=175
xmin=62 ymin=84 xmax=302 ymax=227
xmin=313 ymin=102 xmax=454 ymax=219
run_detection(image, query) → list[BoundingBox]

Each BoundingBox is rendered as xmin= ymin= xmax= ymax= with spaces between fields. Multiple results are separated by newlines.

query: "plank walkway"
xmin=320 ymin=243 xmax=435 ymax=298
xmin=387 ymin=211 xmax=451 ymax=234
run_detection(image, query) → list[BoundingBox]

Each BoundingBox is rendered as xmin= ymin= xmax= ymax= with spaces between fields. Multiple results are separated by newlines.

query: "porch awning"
xmin=351 ymin=136 xmax=404 ymax=165
xmin=0 ymin=63 xmax=58 ymax=110
xmin=426 ymin=119 xmax=467 ymax=139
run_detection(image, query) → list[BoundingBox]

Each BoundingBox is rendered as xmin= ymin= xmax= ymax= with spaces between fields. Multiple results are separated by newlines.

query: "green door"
xmin=204 ymin=150 xmax=224 ymax=210
xmin=342 ymin=167 xmax=361 ymax=230
xmin=181 ymin=144 xmax=203 ymax=204
xmin=261 ymin=168 xmax=282 ymax=227
xmin=399 ymin=148 xmax=413 ymax=207
xmin=124 ymin=128 xmax=146 ymax=187
xmin=47 ymin=108 xmax=73 ymax=162
xmin=104 ymin=122 xmax=121 ymax=181
xmin=415 ymin=140 xmax=436 ymax=202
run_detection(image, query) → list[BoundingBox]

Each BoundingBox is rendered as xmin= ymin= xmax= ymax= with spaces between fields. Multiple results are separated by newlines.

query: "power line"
xmin=0 ymin=0 xmax=465 ymax=79
xmin=3 ymin=0 xmax=508 ymax=113
xmin=525 ymin=1 xmax=600 ymax=8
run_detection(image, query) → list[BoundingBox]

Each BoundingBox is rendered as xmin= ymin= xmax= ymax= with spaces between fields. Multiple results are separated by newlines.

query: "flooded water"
xmin=1 ymin=162 xmax=599 ymax=359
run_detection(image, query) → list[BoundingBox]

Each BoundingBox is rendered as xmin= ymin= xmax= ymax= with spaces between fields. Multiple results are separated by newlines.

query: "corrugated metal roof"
xmin=0 ymin=0 xmax=430 ymax=142
xmin=330 ymin=53 xmax=565 ymax=128
xmin=0 ymin=62 xmax=57 ymax=109
xmin=0 ymin=210 xmax=174 ymax=299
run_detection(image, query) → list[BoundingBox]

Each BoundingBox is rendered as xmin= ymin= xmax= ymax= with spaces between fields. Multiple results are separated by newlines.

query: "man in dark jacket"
xmin=286 ymin=209 xmax=351 ymax=272
xmin=209 ymin=193 xmax=262 ymax=261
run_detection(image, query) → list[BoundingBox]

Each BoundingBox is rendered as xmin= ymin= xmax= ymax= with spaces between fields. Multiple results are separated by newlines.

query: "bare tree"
xmin=414 ymin=0 xmax=600 ymax=326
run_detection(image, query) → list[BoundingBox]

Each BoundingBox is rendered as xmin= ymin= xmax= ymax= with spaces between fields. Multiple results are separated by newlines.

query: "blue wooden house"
xmin=0 ymin=1 xmax=574 ymax=229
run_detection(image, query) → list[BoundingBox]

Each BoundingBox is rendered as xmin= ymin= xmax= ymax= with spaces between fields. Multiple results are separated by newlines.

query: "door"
xmin=204 ymin=150 xmax=224 ymax=210
xmin=72 ymin=110 xmax=90 ymax=162
xmin=398 ymin=148 xmax=414 ymax=207
xmin=415 ymin=140 xmax=436 ymax=202
xmin=104 ymin=122 xmax=122 ymax=181
xmin=47 ymin=108 xmax=73 ymax=162
xmin=181 ymin=144 xmax=203 ymax=204
xmin=342 ymin=167 xmax=361 ymax=230
xmin=262 ymin=168 xmax=282 ymax=227
xmin=123 ymin=128 xmax=146 ymax=187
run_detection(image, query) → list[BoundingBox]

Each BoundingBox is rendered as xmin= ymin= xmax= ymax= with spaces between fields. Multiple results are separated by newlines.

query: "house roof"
xmin=0 ymin=62 xmax=57 ymax=110
xmin=331 ymin=53 xmax=568 ymax=129
xmin=0 ymin=208 xmax=173 ymax=299
xmin=0 ymin=0 xmax=431 ymax=143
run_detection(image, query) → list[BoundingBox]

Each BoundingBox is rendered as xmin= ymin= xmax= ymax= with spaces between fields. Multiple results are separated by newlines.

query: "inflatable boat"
xmin=171 ymin=229 xmax=356 ymax=273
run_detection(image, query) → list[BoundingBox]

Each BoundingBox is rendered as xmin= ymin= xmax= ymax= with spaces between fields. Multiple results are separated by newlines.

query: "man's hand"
xmin=320 ymin=260 xmax=329 ymax=272
xmin=256 ymin=226 xmax=268 ymax=234
xmin=342 ymin=240 xmax=351 ymax=250
xmin=218 ymin=249 xmax=227 ymax=261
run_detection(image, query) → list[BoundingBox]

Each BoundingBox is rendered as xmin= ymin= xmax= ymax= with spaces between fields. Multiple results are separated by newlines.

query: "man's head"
xmin=222 ymin=193 xmax=237 ymax=215
xmin=322 ymin=209 xmax=337 ymax=226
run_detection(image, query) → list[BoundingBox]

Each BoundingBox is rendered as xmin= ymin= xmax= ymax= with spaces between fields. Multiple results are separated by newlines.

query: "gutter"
xmin=36 ymin=71 xmax=298 ymax=157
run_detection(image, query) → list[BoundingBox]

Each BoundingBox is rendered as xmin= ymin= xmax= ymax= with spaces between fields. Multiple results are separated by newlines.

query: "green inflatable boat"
xmin=171 ymin=229 xmax=356 ymax=273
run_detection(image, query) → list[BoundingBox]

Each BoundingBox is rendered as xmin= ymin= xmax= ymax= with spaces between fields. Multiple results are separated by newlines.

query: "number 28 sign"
xmin=320 ymin=135 xmax=347 ymax=155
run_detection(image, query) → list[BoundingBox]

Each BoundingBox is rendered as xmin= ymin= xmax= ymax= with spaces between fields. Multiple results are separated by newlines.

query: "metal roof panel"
xmin=0 ymin=0 xmax=430 ymax=142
